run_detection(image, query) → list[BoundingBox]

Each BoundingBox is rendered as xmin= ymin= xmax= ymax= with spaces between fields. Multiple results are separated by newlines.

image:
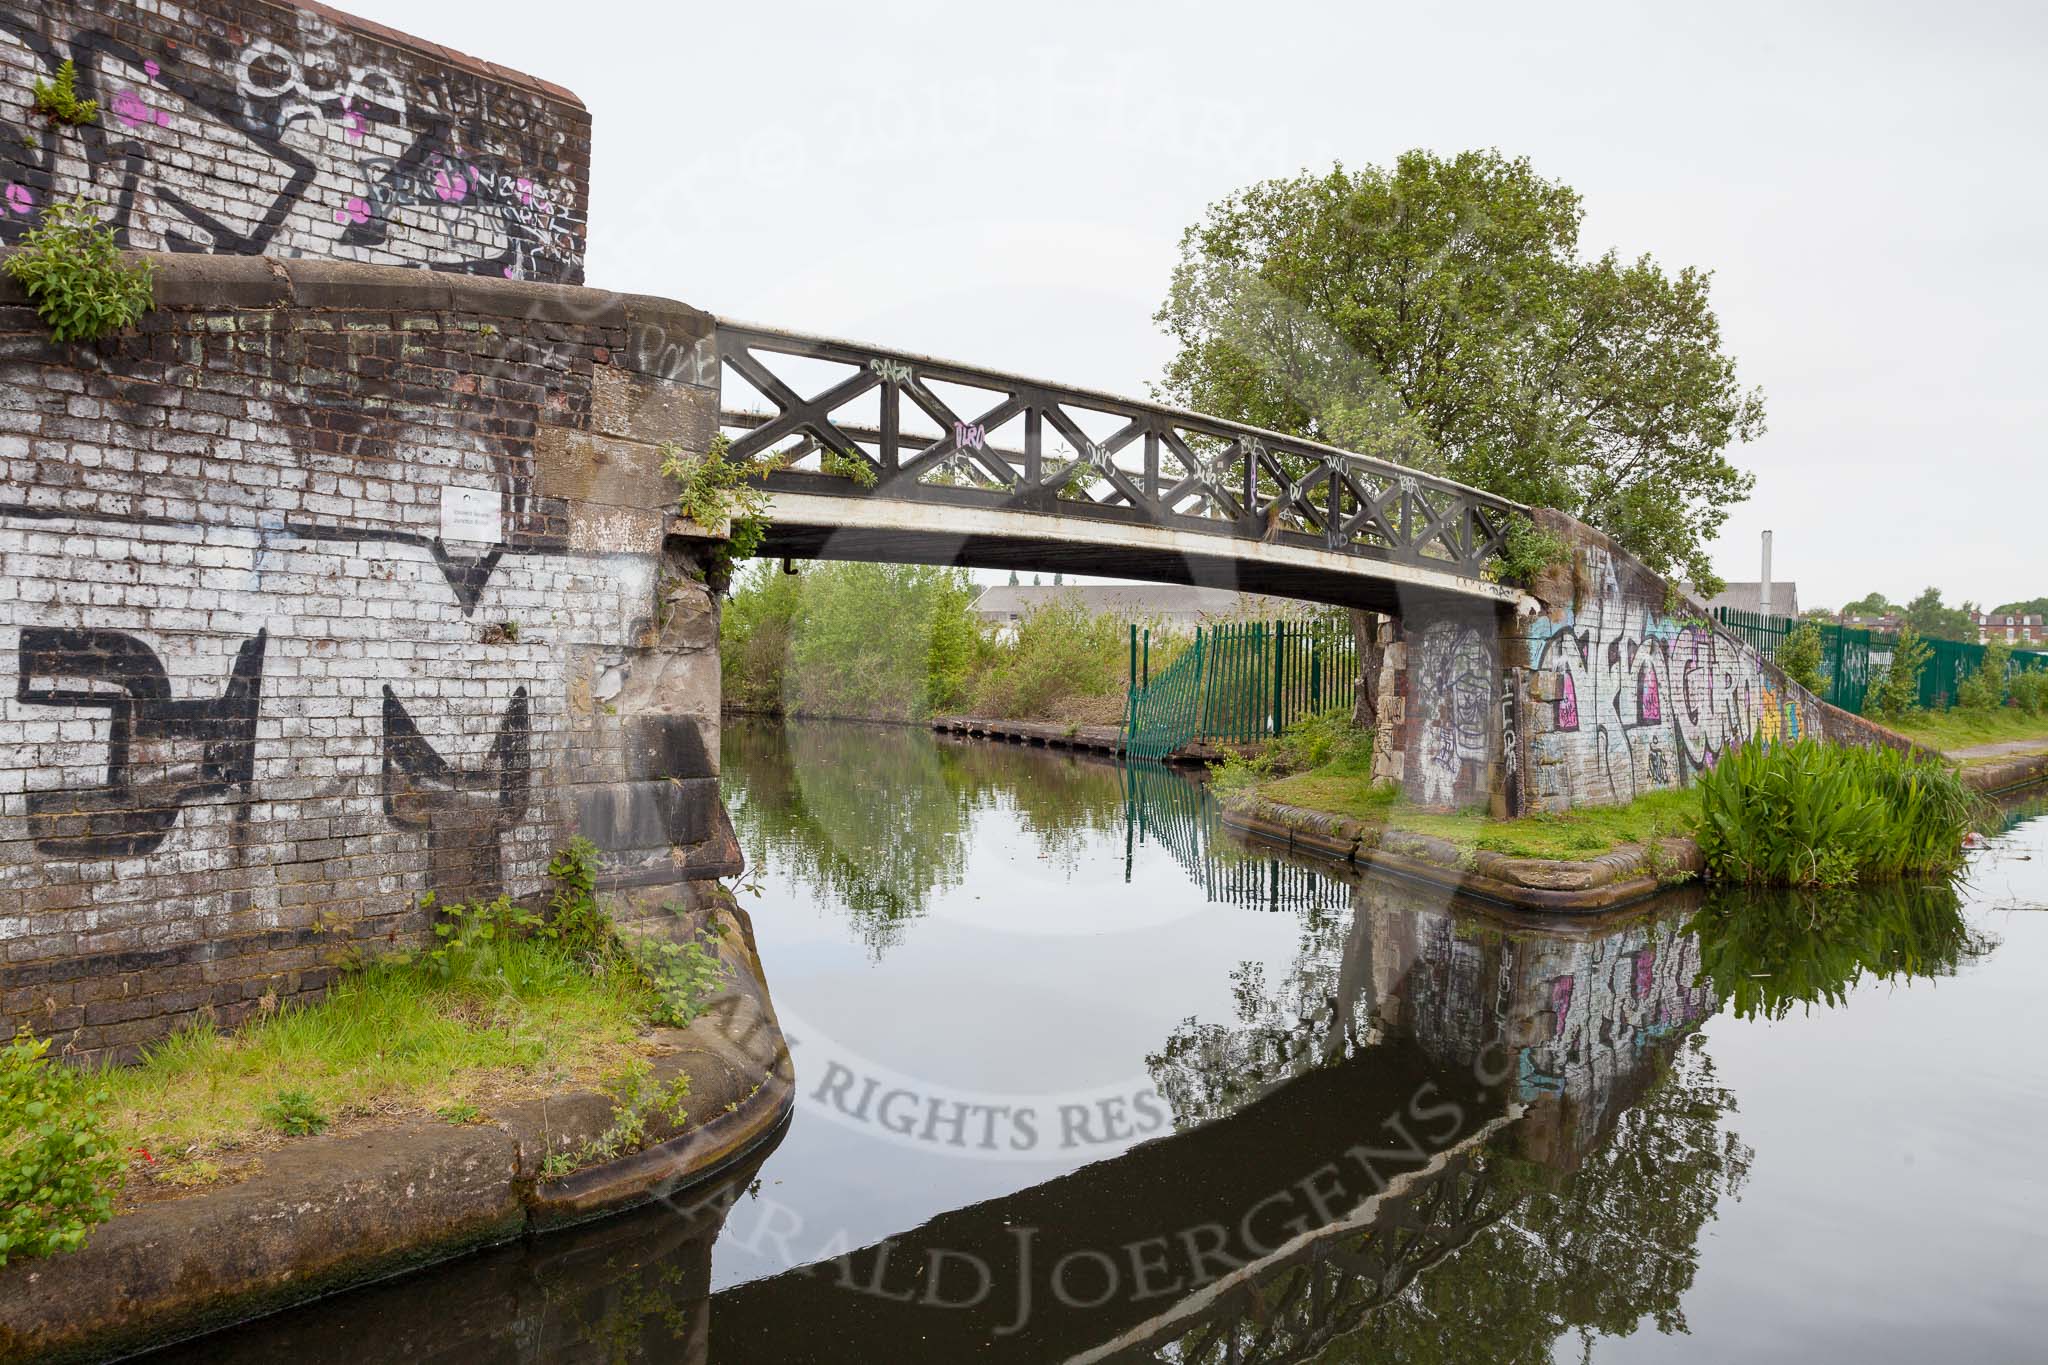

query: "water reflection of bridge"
xmin=702 ymin=866 xmax=1736 ymax=1362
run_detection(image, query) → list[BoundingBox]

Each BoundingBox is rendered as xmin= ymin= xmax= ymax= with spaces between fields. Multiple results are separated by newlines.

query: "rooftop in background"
xmin=1706 ymin=581 xmax=1800 ymax=620
xmin=971 ymin=584 xmax=1319 ymax=627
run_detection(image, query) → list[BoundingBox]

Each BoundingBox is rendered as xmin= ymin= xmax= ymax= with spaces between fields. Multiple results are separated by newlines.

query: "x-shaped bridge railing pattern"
xmin=716 ymin=321 xmax=1522 ymax=578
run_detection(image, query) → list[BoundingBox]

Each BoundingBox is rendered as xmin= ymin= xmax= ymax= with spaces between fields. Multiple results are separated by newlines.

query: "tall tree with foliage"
xmin=1902 ymin=586 xmax=1977 ymax=642
xmin=1155 ymin=150 xmax=1765 ymax=592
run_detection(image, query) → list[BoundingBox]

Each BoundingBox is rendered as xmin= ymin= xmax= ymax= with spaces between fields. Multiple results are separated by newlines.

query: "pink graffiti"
xmin=1550 ymin=974 xmax=1575 ymax=1026
xmin=332 ymin=196 xmax=370 ymax=226
xmin=1639 ymin=666 xmax=1661 ymax=723
xmin=1634 ymin=944 xmax=1655 ymax=997
xmin=143 ymin=59 xmax=160 ymax=79
xmin=433 ymin=168 xmax=469 ymax=203
xmin=1556 ymin=670 xmax=1579 ymax=731
xmin=111 ymin=89 xmax=166 ymax=129
xmin=4 ymin=183 xmax=32 ymax=215
xmin=338 ymin=96 xmax=366 ymax=143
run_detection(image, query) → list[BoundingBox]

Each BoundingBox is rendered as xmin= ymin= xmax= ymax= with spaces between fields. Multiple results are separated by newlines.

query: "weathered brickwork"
xmin=0 ymin=255 xmax=728 ymax=1061
xmin=0 ymin=0 xmax=588 ymax=282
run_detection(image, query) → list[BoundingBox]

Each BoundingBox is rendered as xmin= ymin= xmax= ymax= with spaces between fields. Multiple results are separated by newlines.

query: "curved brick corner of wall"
xmin=0 ymin=0 xmax=591 ymax=284
xmin=0 ymin=252 xmax=733 ymax=1062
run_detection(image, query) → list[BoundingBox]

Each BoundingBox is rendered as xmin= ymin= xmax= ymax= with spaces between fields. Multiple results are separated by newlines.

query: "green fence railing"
xmin=1714 ymin=607 xmax=2048 ymax=714
xmin=1124 ymin=617 xmax=1358 ymax=758
xmin=1125 ymin=629 xmax=1208 ymax=761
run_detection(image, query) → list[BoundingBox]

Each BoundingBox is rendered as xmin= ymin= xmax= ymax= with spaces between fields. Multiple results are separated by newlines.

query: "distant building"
xmin=1842 ymin=612 xmax=1903 ymax=633
xmin=971 ymin=584 xmax=1317 ymax=639
xmin=1974 ymin=611 xmax=2047 ymax=645
xmin=1704 ymin=581 xmax=1801 ymax=620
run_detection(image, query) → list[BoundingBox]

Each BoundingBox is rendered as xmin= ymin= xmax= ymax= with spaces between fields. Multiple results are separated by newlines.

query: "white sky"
xmin=360 ymin=0 xmax=2048 ymax=611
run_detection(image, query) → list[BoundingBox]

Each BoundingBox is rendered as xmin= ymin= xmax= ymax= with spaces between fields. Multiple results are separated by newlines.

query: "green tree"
xmin=1842 ymin=592 xmax=1894 ymax=616
xmin=1903 ymin=586 xmax=1976 ymax=642
xmin=1776 ymin=622 xmax=1826 ymax=694
xmin=1155 ymin=150 xmax=1764 ymax=590
xmin=1872 ymin=624 xmax=1933 ymax=719
xmin=1992 ymin=597 xmax=2048 ymax=617
xmin=1958 ymin=637 xmax=2012 ymax=711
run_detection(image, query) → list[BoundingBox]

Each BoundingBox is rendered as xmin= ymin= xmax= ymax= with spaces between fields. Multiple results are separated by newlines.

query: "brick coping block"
xmin=0 ymin=251 xmax=705 ymax=340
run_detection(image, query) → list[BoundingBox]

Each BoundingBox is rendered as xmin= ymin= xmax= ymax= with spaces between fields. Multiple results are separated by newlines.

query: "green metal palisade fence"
xmin=1124 ymin=617 xmax=1358 ymax=758
xmin=1714 ymin=607 xmax=2048 ymax=713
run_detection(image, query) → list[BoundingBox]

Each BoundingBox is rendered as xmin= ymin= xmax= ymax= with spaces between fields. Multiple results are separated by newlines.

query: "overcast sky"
xmin=363 ymin=0 xmax=2046 ymax=611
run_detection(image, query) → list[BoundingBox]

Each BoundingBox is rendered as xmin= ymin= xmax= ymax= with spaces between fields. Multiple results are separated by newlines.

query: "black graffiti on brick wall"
xmin=16 ymin=627 xmax=267 ymax=857
xmin=381 ymin=684 xmax=532 ymax=900
xmin=0 ymin=13 xmax=583 ymax=280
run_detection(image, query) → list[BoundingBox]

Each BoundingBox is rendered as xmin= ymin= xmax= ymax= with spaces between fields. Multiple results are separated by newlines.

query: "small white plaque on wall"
xmin=440 ymin=485 xmax=502 ymax=545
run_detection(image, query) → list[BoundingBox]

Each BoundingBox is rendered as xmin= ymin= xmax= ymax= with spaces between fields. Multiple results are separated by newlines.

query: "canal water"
xmin=155 ymin=720 xmax=2048 ymax=1363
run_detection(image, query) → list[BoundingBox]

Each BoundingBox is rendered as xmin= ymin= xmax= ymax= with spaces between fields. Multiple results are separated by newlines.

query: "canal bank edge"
xmin=1960 ymin=748 xmax=2048 ymax=796
xmin=0 ymin=898 xmax=794 ymax=1365
xmin=1218 ymin=792 xmax=1703 ymax=913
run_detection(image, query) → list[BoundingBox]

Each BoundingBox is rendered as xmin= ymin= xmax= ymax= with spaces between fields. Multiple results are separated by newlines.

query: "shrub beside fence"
xmin=1124 ymin=617 xmax=1357 ymax=758
xmin=1715 ymin=608 xmax=2048 ymax=714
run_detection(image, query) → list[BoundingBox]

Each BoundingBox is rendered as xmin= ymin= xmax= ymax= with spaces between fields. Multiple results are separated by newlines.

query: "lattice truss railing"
xmin=715 ymin=322 xmax=1521 ymax=576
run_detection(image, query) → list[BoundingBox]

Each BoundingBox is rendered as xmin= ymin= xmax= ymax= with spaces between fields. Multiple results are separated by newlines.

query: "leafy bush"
xmin=1486 ymin=514 xmax=1571 ymax=587
xmin=819 ymin=445 xmax=878 ymax=487
xmin=261 ymin=1089 xmax=330 ymax=1137
xmin=1211 ymin=706 xmax=1373 ymax=795
xmin=4 ymin=198 xmax=155 ymax=344
xmin=1870 ymin=624 xmax=1932 ymax=721
xmin=968 ymin=596 xmax=1135 ymax=722
xmin=30 ymin=59 xmax=97 ymax=125
xmin=1775 ymin=623 xmax=1825 ymax=695
xmin=1957 ymin=638 xmax=2011 ymax=712
xmin=2011 ymin=669 xmax=2048 ymax=717
xmin=0 ymin=1031 xmax=122 ymax=1267
xmin=1694 ymin=739 xmax=1980 ymax=887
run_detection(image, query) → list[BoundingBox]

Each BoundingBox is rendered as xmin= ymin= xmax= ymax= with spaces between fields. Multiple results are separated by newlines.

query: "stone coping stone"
xmin=0 ymin=900 xmax=793 ymax=1365
xmin=0 ymin=253 xmax=715 ymax=378
xmin=1218 ymin=793 xmax=1701 ymax=914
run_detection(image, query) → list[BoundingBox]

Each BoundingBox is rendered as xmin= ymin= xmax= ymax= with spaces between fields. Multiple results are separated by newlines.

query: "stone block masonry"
xmin=0 ymin=0 xmax=589 ymax=282
xmin=0 ymin=254 xmax=732 ymax=1062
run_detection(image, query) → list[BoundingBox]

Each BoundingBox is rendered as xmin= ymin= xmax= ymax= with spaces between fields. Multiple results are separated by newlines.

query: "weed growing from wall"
xmin=1485 ymin=513 xmax=1570 ymax=588
xmin=29 ymin=59 xmax=98 ymax=126
xmin=4 ymin=198 xmax=155 ymax=344
xmin=662 ymin=435 xmax=773 ymax=589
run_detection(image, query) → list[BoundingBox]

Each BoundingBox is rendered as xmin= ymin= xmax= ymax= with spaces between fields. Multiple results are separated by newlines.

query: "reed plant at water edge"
xmin=1694 ymin=739 xmax=1981 ymax=887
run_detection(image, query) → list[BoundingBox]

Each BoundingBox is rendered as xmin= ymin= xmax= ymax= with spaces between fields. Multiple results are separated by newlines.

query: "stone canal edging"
xmin=1217 ymin=793 xmax=1703 ymax=914
xmin=927 ymin=715 xmax=1244 ymax=766
xmin=0 ymin=902 xmax=794 ymax=1365
xmin=1960 ymin=748 xmax=2048 ymax=796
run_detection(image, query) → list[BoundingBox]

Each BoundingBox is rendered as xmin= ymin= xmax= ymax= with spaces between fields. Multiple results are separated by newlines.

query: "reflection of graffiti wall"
xmin=1510 ymin=918 xmax=1713 ymax=1166
xmin=0 ymin=258 xmax=727 ymax=1060
xmin=1510 ymin=513 xmax=1905 ymax=813
xmin=0 ymin=0 xmax=588 ymax=282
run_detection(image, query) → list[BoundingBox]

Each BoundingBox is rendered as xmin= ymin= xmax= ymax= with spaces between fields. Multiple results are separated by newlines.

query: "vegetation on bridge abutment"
xmin=1214 ymin=712 xmax=1987 ymax=904
xmin=0 ymin=843 xmax=793 ymax=1360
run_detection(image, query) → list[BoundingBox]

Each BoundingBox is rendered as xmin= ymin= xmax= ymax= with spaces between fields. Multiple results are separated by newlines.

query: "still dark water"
xmin=157 ymin=721 xmax=2048 ymax=1363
